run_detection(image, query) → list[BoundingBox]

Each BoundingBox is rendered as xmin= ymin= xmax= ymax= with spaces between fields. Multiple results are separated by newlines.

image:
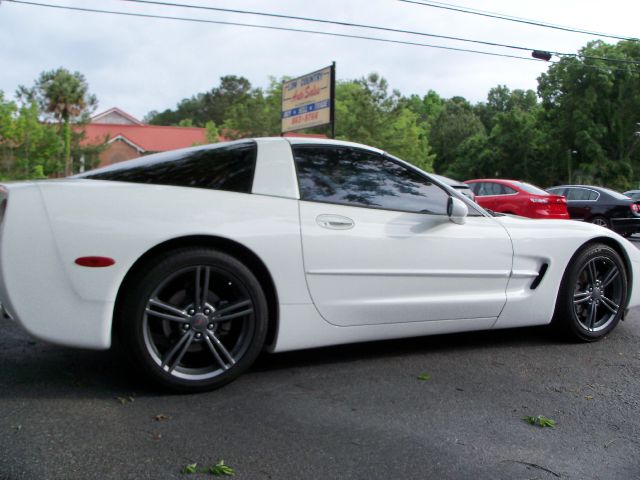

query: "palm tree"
xmin=31 ymin=68 xmax=97 ymax=176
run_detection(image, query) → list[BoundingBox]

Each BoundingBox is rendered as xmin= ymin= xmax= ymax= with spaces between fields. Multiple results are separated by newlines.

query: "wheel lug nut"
xmin=188 ymin=309 xmax=195 ymax=315
xmin=204 ymin=309 xmax=210 ymax=315
xmin=196 ymin=333 xmax=202 ymax=339
xmin=208 ymin=323 xmax=214 ymax=330
xmin=184 ymin=324 xmax=190 ymax=330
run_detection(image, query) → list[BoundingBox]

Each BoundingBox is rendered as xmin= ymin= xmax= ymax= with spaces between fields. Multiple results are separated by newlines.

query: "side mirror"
xmin=447 ymin=196 xmax=468 ymax=225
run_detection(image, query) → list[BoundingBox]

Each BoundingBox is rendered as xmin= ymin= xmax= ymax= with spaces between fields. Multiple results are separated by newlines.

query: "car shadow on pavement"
xmin=254 ymin=324 xmax=560 ymax=373
xmin=0 ymin=315 xmax=573 ymax=398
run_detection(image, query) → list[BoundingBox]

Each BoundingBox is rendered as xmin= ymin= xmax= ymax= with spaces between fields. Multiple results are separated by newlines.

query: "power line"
xmin=115 ymin=0 xmax=534 ymax=54
xmin=4 ymin=0 xmax=548 ymax=63
xmin=6 ymin=0 xmax=640 ymax=72
xmin=399 ymin=0 xmax=638 ymax=42
xmin=115 ymin=0 xmax=640 ymax=66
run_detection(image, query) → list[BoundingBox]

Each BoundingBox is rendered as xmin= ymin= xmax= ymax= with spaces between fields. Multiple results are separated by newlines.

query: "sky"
xmin=0 ymin=0 xmax=638 ymax=120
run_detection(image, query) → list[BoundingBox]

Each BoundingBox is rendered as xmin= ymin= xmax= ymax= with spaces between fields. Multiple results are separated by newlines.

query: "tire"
xmin=590 ymin=215 xmax=610 ymax=229
xmin=553 ymin=243 xmax=627 ymax=342
xmin=118 ymin=248 xmax=268 ymax=392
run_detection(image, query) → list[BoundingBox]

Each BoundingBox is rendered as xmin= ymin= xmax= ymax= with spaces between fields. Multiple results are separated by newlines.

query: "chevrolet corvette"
xmin=0 ymin=137 xmax=638 ymax=392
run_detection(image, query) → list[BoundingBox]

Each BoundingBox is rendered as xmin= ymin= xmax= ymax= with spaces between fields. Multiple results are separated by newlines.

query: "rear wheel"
xmin=553 ymin=243 xmax=627 ymax=341
xmin=118 ymin=248 xmax=268 ymax=392
xmin=590 ymin=215 xmax=610 ymax=228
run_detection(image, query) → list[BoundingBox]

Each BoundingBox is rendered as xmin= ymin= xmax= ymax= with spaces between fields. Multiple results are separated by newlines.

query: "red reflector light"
xmin=75 ymin=256 xmax=116 ymax=268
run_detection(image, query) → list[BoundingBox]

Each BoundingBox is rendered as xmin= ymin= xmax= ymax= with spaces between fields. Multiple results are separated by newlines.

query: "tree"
xmin=205 ymin=121 xmax=220 ymax=144
xmin=430 ymin=97 xmax=486 ymax=174
xmin=222 ymin=77 xmax=283 ymax=138
xmin=538 ymin=40 xmax=640 ymax=190
xmin=147 ymin=75 xmax=253 ymax=127
xmin=22 ymin=68 xmax=97 ymax=176
xmin=475 ymin=85 xmax=537 ymax=132
xmin=331 ymin=74 xmax=434 ymax=170
xmin=0 ymin=90 xmax=63 ymax=180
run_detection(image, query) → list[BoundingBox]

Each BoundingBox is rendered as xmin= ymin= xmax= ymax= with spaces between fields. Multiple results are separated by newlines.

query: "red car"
xmin=465 ymin=179 xmax=569 ymax=219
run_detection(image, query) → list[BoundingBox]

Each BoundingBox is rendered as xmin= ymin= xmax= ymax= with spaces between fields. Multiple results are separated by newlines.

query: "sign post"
xmin=281 ymin=63 xmax=335 ymax=137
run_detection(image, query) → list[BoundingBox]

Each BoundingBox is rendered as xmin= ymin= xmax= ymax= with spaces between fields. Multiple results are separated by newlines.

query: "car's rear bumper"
xmin=611 ymin=217 xmax=640 ymax=234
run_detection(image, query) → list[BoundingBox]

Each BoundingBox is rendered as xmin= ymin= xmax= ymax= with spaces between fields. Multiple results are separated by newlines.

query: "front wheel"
xmin=118 ymin=248 xmax=268 ymax=392
xmin=553 ymin=243 xmax=627 ymax=341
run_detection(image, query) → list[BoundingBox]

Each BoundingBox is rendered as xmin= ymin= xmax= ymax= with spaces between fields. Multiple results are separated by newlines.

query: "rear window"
xmin=598 ymin=187 xmax=630 ymax=200
xmin=511 ymin=181 xmax=548 ymax=196
xmin=78 ymin=140 xmax=257 ymax=194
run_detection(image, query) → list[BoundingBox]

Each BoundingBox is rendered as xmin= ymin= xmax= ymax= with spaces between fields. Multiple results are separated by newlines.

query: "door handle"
xmin=316 ymin=214 xmax=354 ymax=230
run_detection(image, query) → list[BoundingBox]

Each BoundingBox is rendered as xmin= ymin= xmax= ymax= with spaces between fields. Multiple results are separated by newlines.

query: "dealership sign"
xmin=281 ymin=65 xmax=335 ymax=134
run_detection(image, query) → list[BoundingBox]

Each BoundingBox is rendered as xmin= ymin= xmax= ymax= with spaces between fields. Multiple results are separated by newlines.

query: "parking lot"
xmin=2 ymin=251 xmax=640 ymax=479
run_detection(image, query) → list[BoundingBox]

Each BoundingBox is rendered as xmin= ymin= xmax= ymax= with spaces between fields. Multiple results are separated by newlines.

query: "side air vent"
xmin=530 ymin=263 xmax=549 ymax=290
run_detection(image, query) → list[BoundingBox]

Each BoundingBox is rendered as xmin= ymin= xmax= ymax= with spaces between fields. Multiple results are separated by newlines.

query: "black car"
xmin=546 ymin=185 xmax=640 ymax=236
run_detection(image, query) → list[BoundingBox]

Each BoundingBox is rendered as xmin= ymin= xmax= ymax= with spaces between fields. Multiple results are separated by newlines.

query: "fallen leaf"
xmin=210 ymin=459 xmax=235 ymax=476
xmin=523 ymin=415 xmax=556 ymax=428
xmin=181 ymin=463 xmax=198 ymax=474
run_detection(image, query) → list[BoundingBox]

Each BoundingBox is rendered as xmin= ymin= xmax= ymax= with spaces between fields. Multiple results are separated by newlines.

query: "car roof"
xmin=279 ymin=137 xmax=385 ymax=154
xmin=548 ymin=185 xmax=631 ymax=200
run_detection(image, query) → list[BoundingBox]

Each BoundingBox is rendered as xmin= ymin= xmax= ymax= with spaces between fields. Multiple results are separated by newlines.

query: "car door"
xmin=563 ymin=187 xmax=594 ymax=220
xmin=294 ymin=145 xmax=514 ymax=327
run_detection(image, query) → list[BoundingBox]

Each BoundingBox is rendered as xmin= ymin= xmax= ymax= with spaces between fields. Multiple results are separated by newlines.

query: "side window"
xmin=293 ymin=146 xmax=450 ymax=214
xmin=81 ymin=141 xmax=257 ymax=193
xmin=502 ymin=185 xmax=517 ymax=195
xmin=483 ymin=183 xmax=503 ymax=195
xmin=566 ymin=188 xmax=591 ymax=201
xmin=475 ymin=182 xmax=490 ymax=196
xmin=588 ymin=190 xmax=599 ymax=201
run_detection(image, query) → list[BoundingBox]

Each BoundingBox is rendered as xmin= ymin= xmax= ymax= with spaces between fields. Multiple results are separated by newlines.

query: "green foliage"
xmin=147 ymin=75 xmax=253 ymax=127
xmin=538 ymin=40 xmax=640 ymax=190
xmin=335 ymin=73 xmax=434 ymax=171
xmin=524 ymin=415 xmax=556 ymax=428
xmin=205 ymin=121 xmax=220 ymax=144
xmin=222 ymin=78 xmax=282 ymax=139
xmin=417 ymin=373 xmax=431 ymax=381
xmin=0 ymin=91 xmax=63 ymax=179
xmin=181 ymin=460 xmax=235 ymax=476
xmin=21 ymin=67 xmax=97 ymax=176
xmin=210 ymin=460 xmax=235 ymax=476
xmin=430 ymin=96 xmax=486 ymax=174
xmin=181 ymin=463 xmax=199 ymax=474
xmin=4 ymin=41 xmax=640 ymax=188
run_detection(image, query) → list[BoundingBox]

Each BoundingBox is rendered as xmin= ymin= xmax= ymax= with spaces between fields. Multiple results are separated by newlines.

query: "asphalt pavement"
xmin=2 ymin=248 xmax=640 ymax=479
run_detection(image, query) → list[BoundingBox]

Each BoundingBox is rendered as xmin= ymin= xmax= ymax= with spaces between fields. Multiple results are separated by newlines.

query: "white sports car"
xmin=1 ymin=138 xmax=638 ymax=391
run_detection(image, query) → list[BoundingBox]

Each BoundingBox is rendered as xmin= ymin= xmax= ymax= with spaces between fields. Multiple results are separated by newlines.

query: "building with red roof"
xmin=82 ymin=108 xmax=209 ymax=167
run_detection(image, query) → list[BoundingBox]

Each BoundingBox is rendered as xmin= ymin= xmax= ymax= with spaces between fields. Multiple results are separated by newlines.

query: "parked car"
xmin=430 ymin=173 xmax=475 ymax=201
xmin=465 ymin=179 xmax=569 ymax=219
xmin=1 ymin=138 xmax=639 ymax=392
xmin=546 ymin=185 xmax=640 ymax=236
